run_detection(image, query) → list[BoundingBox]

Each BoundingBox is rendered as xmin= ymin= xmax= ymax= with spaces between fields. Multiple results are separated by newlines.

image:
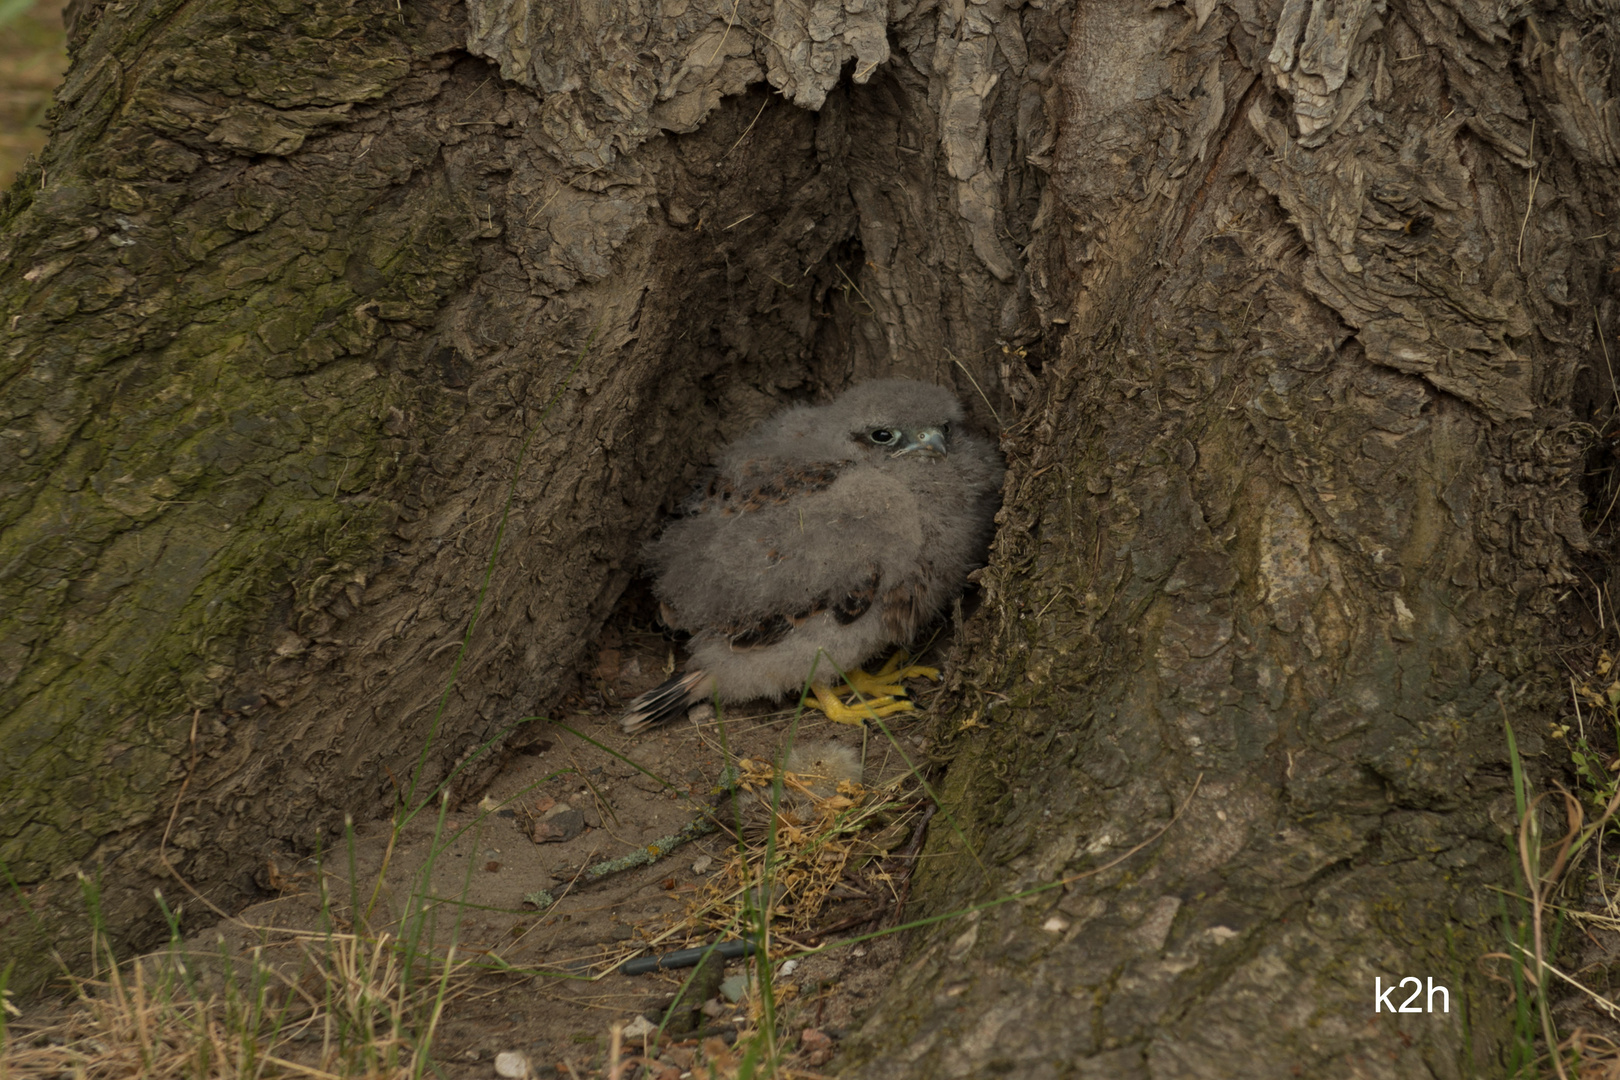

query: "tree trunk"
xmin=839 ymin=0 xmax=1614 ymax=1073
xmin=0 ymin=0 xmax=1032 ymax=990
xmin=0 ymin=0 xmax=1606 ymax=1071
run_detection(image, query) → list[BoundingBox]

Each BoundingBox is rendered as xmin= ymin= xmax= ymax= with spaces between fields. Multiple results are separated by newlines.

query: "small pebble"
xmin=493 ymin=1050 xmax=531 ymax=1078
xmin=800 ymin=1028 xmax=835 ymax=1066
xmin=720 ymin=974 xmax=749 ymax=1002
xmin=622 ymin=1015 xmax=658 ymax=1040
xmin=531 ymin=804 xmax=585 ymax=843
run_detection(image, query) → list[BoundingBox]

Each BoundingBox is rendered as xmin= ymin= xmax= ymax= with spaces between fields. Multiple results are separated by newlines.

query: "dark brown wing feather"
xmin=831 ymin=570 xmax=879 ymax=625
xmin=726 ymin=601 xmax=824 ymax=651
xmin=726 ymin=569 xmax=880 ymax=651
xmin=880 ymin=563 xmax=935 ymax=642
xmin=694 ymin=460 xmax=848 ymax=517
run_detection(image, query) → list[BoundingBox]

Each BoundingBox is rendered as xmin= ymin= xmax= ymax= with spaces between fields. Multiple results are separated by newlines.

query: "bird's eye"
xmin=869 ymin=428 xmax=897 ymax=445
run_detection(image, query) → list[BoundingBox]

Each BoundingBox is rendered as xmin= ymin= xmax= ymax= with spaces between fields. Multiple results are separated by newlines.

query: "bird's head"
xmin=833 ymin=379 xmax=965 ymax=462
xmin=860 ymin=423 xmax=948 ymax=458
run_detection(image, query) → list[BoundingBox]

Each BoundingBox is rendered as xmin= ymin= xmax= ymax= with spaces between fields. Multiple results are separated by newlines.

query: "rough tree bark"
xmin=0 ymin=0 xmax=1609 ymax=1071
xmin=0 ymin=0 xmax=1032 ymax=991
xmin=841 ymin=0 xmax=1617 ymax=1074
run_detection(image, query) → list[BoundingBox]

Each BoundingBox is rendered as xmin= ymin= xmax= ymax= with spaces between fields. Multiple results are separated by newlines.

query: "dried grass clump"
xmin=1 ymin=924 xmax=467 ymax=1080
xmin=683 ymin=744 xmax=922 ymax=939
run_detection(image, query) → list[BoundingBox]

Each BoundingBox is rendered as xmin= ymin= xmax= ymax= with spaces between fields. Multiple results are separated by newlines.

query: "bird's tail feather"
xmin=619 ymin=670 xmax=710 ymax=734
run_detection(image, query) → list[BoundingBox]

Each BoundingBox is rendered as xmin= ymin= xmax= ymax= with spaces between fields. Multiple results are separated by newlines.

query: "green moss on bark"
xmin=0 ymin=0 xmax=474 ymax=987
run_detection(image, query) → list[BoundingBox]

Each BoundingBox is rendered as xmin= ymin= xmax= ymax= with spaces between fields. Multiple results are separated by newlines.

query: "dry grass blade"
xmin=1520 ymin=789 xmax=1579 ymax=1080
xmin=1507 ymin=763 xmax=1620 ymax=1077
xmin=592 ymin=754 xmax=927 ymax=1079
xmin=0 ymin=922 xmax=475 ymax=1079
xmin=679 ymin=758 xmax=921 ymax=941
xmin=1560 ymin=1028 xmax=1620 ymax=1079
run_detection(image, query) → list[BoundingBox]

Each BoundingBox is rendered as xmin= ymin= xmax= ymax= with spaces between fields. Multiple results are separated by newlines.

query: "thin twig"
xmin=1517 ymin=118 xmax=1538 ymax=270
xmin=721 ymin=98 xmax=770 ymax=161
xmin=157 ymin=711 xmax=235 ymax=921
xmin=950 ymin=354 xmax=1004 ymax=429
xmin=608 ymin=1021 xmax=625 ymax=1080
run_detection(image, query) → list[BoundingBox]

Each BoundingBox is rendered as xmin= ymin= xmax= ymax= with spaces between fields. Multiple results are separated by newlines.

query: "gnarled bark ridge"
xmin=845 ymin=0 xmax=1611 ymax=1074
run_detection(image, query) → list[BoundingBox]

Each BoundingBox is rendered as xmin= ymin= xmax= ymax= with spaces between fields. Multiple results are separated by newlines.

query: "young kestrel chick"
xmin=619 ymin=379 xmax=1004 ymax=733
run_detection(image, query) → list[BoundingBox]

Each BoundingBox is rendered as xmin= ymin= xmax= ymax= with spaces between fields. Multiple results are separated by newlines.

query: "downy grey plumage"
xmin=619 ymin=379 xmax=1004 ymax=733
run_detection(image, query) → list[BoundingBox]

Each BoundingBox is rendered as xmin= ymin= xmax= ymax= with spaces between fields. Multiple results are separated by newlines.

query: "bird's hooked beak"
xmin=895 ymin=426 xmax=948 ymax=459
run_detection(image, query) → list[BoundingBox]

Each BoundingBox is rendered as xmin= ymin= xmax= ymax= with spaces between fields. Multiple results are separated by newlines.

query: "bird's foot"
xmin=808 ymin=685 xmax=916 ymax=726
xmin=839 ymin=651 xmax=941 ymax=700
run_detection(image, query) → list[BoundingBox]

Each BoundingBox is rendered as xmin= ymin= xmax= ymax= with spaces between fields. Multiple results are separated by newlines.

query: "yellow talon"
xmin=798 ymin=652 xmax=941 ymax=725
xmin=808 ymin=685 xmax=916 ymax=726
xmin=839 ymin=650 xmax=941 ymax=699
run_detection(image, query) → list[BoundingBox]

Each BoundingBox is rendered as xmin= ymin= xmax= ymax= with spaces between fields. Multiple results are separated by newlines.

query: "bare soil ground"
xmin=253 ymin=620 xmax=944 ymax=1076
xmin=3 ymin=616 xmax=947 ymax=1078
